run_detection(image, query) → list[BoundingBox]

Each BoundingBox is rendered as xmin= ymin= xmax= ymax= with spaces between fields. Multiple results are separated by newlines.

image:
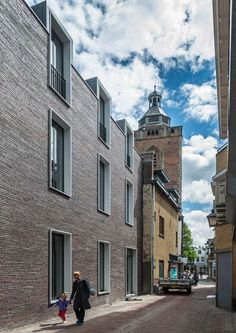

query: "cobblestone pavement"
xmin=5 ymin=279 xmax=236 ymax=333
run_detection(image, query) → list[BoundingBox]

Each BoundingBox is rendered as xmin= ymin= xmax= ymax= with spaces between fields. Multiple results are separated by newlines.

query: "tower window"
xmin=156 ymin=130 xmax=159 ymax=135
xmin=153 ymin=97 xmax=157 ymax=106
xmin=147 ymin=130 xmax=150 ymax=136
xmin=171 ymin=128 xmax=175 ymax=133
xmin=151 ymin=130 xmax=155 ymax=135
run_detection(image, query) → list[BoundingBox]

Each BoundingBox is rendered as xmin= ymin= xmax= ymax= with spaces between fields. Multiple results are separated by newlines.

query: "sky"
xmin=27 ymin=0 xmax=222 ymax=246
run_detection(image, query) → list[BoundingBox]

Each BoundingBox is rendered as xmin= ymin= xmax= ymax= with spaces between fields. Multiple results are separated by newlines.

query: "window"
xmin=98 ymin=241 xmax=110 ymax=294
xmin=159 ymin=216 xmax=164 ymax=237
xmin=201 ymin=257 xmax=205 ymax=262
xmin=86 ymin=78 xmax=111 ymax=146
xmin=98 ymin=155 xmax=111 ymax=214
xmin=126 ymin=124 xmax=134 ymax=170
xmin=49 ymin=13 xmax=72 ymax=104
xmin=197 ymin=257 xmax=199 ymax=262
xmin=125 ymin=179 xmax=134 ymax=225
xmin=49 ymin=229 xmax=72 ymax=303
xmin=176 ymin=231 xmax=178 ymax=248
xmin=126 ymin=248 xmax=137 ymax=295
xmin=198 ymin=250 xmax=201 ymax=254
xmin=49 ymin=110 xmax=72 ymax=196
xmin=159 ymin=260 xmax=164 ymax=278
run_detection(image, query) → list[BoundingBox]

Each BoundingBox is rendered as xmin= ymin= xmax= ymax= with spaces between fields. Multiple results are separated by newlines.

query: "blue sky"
xmin=28 ymin=0 xmax=220 ymax=245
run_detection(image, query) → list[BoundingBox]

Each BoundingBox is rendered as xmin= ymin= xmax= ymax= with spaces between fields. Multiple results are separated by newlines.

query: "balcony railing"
xmin=100 ymin=122 xmax=106 ymax=142
xmin=51 ymin=65 xmax=66 ymax=99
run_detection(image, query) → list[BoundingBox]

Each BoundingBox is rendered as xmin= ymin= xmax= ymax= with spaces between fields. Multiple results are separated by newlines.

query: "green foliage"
xmin=182 ymin=222 xmax=197 ymax=262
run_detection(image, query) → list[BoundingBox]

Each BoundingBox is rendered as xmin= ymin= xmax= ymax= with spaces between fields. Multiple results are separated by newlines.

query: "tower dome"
xmin=138 ymin=86 xmax=170 ymax=129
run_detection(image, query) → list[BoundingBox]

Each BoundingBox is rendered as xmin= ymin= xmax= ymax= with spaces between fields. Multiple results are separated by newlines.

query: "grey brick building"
xmin=0 ymin=0 xmax=143 ymax=329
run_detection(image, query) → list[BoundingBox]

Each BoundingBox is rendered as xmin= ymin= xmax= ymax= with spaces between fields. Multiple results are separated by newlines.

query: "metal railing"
xmin=51 ymin=65 xmax=66 ymax=99
xmin=127 ymin=154 xmax=131 ymax=168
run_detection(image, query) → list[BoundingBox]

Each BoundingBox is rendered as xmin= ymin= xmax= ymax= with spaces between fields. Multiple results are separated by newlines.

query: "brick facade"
xmin=135 ymin=126 xmax=182 ymax=198
xmin=0 ymin=0 xmax=142 ymax=329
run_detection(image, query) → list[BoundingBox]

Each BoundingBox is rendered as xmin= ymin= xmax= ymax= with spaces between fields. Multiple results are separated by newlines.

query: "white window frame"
xmin=49 ymin=229 xmax=72 ymax=304
xmin=125 ymin=123 xmax=134 ymax=171
xmin=125 ymin=179 xmax=134 ymax=226
xmin=98 ymin=240 xmax=111 ymax=295
xmin=126 ymin=247 xmax=137 ymax=297
xmin=98 ymin=154 xmax=111 ymax=215
xmin=49 ymin=10 xmax=73 ymax=105
xmin=49 ymin=109 xmax=72 ymax=197
xmin=97 ymin=82 xmax=111 ymax=147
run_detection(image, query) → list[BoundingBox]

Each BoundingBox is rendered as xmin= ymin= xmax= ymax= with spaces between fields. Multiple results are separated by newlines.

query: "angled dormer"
xmin=86 ymin=77 xmax=112 ymax=147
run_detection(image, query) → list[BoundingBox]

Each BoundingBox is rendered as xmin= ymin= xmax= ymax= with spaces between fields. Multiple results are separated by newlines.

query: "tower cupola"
xmin=138 ymin=86 xmax=170 ymax=129
xmin=148 ymin=85 xmax=162 ymax=108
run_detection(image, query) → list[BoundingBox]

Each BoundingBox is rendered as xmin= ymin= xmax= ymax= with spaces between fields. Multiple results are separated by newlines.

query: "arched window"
xmin=152 ymin=130 xmax=155 ymax=135
xmin=171 ymin=128 xmax=174 ymax=133
xmin=147 ymin=130 xmax=150 ymax=136
xmin=156 ymin=130 xmax=159 ymax=135
xmin=153 ymin=97 xmax=157 ymax=106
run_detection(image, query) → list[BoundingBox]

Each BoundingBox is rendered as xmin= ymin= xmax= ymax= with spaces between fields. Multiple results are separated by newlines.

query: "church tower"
xmin=134 ymin=86 xmax=182 ymax=199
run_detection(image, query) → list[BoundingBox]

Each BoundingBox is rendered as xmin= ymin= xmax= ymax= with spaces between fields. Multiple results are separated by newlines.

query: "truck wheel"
xmin=163 ymin=287 xmax=169 ymax=293
xmin=187 ymin=287 xmax=192 ymax=294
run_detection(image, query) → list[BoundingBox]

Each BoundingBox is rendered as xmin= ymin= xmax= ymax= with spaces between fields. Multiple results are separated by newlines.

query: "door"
xmin=217 ymin=252 xmax=232 ymax=310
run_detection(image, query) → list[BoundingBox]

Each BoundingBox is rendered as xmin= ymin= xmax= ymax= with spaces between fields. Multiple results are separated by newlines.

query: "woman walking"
xmin=70 ymin=271 xmax=91 ymax=326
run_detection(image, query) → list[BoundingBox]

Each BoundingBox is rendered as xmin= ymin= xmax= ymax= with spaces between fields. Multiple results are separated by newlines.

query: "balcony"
xmin=51 ymin=65 xmax=66 ymax=99
xmin=99 ymin=122 xmax=107 ymax=142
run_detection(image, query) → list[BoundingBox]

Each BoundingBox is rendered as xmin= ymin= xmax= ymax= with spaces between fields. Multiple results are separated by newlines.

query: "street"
xmin=5 ymin=278 xmax=236 ymax=333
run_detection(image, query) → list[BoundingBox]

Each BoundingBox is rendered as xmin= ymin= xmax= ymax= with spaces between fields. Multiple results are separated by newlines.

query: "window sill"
xmin=125 ymin=221 xmax=134 ymax=227
xmin=49 ymin=186 xmax=71 ymax=198
xmin=98 ymin=208 xmax=110 ymax=216
xmin=159 ymin=234 xmax=164 ymax=239
xmin=98 ymin=135 xmax=110 ymax=149
xmin=126 ymin=293 xmax=136 ymax=298
xmin=49 ymin=84 xmax=71 ymax=108
xmin=98 ymin=291 xmax=110 ymax=296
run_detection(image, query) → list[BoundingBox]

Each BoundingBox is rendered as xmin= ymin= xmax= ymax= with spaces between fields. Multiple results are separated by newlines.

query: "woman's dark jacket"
xmin=70 ymin=279 xmax=91 ymax=310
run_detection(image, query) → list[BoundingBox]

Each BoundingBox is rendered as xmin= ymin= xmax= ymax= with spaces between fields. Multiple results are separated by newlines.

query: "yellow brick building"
xmin=154 ymin=187 xmax=179 ymax=280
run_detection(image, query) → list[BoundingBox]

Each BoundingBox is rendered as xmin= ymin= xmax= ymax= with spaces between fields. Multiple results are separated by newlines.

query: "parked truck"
xmin=159 ymin=277 xmax=193 ymax=294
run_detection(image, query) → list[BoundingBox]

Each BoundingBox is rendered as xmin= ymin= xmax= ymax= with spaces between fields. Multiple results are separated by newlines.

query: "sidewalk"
xmin=4 ymin=295 xmax=165 ymax=333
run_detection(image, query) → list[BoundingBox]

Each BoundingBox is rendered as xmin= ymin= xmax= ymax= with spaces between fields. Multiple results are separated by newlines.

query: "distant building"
xmin=205 ymin=238 xmax=216 ymax=280
xmin=194 ymin=246 xmax=208 ymax=274
xmin=134 ymin=88 xmax=182 ymax=292
xmin=134 ymin=87 xmax=182 ymax=201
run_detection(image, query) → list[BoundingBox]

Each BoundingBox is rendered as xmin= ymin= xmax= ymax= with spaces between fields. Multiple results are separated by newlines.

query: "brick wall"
xmin=215 ymin=224 xmax=233 ymax=252
xmin=0 ymin=0 xmax=142 ymax=329
xmin=135 ymin=125 xmax=182 ymax=197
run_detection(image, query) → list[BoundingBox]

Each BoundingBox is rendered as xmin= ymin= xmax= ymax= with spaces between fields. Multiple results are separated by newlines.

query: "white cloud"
xmin=183 ymin=135 xmax=218 ymax=204
xmin=181 ymin=81 xmax=217 ymax=122
xmin=184 ymin=210 xmax=214 ymax=247
xmin=26 ymin=0 xmax=215 ymax=130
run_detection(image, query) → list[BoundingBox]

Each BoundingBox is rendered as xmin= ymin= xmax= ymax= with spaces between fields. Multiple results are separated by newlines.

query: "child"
xmin=53 ymin=292 xmax=70 ymax=323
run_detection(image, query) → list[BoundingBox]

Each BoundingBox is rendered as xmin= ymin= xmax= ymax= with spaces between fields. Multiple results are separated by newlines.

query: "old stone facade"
xmin=0 ymin=0 xmax=142 ymax=330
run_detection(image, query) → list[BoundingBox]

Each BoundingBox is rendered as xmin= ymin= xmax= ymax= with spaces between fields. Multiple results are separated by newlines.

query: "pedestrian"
xmin=193 ymin=271 xmax=199 ymax=286
xmin=199 ymin=269 xmax=203 ymax=278
xmin=53 ymin=292 xmax=70 ymax=324
xmin=70 ymin=271 xmax=91 ymax=326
